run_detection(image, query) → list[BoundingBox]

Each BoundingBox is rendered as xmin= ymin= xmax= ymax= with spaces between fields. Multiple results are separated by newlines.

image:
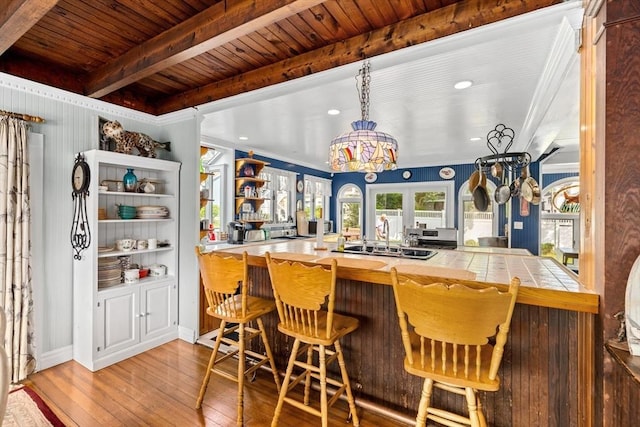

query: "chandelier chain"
xmin=356 ymin=60 xmax=371 ymax=121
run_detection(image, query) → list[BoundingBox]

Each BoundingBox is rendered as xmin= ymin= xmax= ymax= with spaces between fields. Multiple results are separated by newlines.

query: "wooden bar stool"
xmin=195 ymin=248 xmax=280 ymax=426
xmin=265 ymin=252 xmax=360 ymax=427
xmin=390 ymin=268 xmax=520 ymax=427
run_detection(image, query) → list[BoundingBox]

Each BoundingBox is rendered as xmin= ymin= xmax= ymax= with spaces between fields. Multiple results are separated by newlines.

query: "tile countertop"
xmin=208 ymin=238 xmax=598 ymax=314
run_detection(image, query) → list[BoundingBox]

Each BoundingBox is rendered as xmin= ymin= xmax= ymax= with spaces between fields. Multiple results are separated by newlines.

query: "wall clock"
xmin=402 ymin=170 xmax=412 ymax=180
xmin=71 ymin=153 xmax=92 ymax=260
xmin=296 ymin=180 xmax=304 ymax=193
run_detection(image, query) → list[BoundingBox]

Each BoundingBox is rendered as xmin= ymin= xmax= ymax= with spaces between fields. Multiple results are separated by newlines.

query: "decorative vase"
xmin=123 ymin=168 xmax=137 ymax=192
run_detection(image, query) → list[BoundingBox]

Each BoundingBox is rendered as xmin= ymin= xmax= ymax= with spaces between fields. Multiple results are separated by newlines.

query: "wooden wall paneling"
xmin=248 ymin=267 xmax=581 ymax=425
xmin=599 ymin=2 xmax=640 ymax=426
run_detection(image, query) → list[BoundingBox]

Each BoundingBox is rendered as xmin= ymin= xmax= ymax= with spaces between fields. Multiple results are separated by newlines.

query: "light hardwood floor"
xmin=25 ymin=339 xmax=409 ymax=426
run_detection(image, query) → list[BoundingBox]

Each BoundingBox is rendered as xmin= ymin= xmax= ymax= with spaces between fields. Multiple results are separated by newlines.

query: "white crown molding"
xmin=200 ymin=134 xmax=331 ymax=173
xmin=517 ymin=14 xmax=582 ymax=154
xmin=541 ymin=162 xmax=579 ymax=174
xmin=0 ymin=72 xmax=197 ymax=125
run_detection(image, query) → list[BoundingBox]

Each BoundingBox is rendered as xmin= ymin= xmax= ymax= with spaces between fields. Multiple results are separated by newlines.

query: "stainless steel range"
xmin=405 ymin=227 xmax=458 ymax=250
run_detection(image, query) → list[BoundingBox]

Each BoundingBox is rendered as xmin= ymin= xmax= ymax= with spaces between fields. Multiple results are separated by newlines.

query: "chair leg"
xmin=257 ymin=318 xmax=281 ymax=392
xmin=465 ymin=387 xmax=480 ymax=427
xmin=303 ymin=344 xmax=314 ymax=406
xmin=196 ymin=320 xmax=227 ymax=409
xmin=272 ymin=338 xmax=301 ymax=427
xmin=476 ymin=393 xmax=487 ymax=427
xmin=416 ymin=378 xmax=433 ymax=427
xmin=319 ymin=345 xmax=328 ymax=427
xmin=236 ymin=323 xmax=246 ymax=427
xmin=334 ymin=341 xmax=359 ymax=427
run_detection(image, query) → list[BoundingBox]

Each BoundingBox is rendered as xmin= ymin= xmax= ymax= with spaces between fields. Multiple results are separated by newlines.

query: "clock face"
xmin=402 ymin=170 xmax=412 ymax=180
xmin=296 ymin=180 xmax=304 ymax=193
xmin=72 ymin=160 xmax=91 ymax=193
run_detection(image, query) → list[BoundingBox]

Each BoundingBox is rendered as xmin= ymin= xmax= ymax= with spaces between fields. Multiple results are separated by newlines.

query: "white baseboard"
xmin=36 ymin=345 xmax=73 ymax=372
xmin=178 ymin=325 xmax=197 ymax=343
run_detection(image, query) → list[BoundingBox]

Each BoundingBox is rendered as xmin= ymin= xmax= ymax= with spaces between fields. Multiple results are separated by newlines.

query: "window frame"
xmin=457 ymin=180 xmax=499 ymax=246
xmin=304 ymin=175 xmax=332 ymax=220
xmin=365 ymin=181 xmax=455 ymax=240
xmin=336 ymin=184 xmax=363 ymax=237
xmin=260 ymin=166 xmax=297 ymax=225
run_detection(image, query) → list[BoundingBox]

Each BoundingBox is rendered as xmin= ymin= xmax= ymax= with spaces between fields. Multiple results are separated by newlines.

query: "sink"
xmin=331 ymin=244 xmax=437 ymax=261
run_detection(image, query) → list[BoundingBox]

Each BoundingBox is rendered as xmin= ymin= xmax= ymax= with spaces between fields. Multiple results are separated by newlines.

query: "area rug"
xmin=3 ymin=385 xmax=65 ymax=426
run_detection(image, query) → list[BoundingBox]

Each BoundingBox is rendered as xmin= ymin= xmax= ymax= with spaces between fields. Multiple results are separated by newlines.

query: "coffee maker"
xmin=227 ymin=221 xmax=245 ymax=244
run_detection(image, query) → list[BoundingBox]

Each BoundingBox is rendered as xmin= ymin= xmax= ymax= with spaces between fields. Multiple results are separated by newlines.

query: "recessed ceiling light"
xmin=454 ymin=80 xmax=473 ymax=90
xmin=327 ymin=109 xmax=340 ymax=115
xmin=470 ymin=137 xmax=482 ymax=141
xmin=238 ymin=136 xmax=248 ymax=141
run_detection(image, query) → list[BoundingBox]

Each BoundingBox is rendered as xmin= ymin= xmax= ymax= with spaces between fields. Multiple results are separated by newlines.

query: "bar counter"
xmin=208 ymin=238 xmax=598 ymax=425
xmin=209 ymin=238 xmax=597 ymax=313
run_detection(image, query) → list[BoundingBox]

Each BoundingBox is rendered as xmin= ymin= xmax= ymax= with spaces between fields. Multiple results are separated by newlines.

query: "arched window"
xmin=457 ymin=180 xmax=499 ymax=246
xmin=540 ymin=177 xmax=579 ymax=261
xmin=337 ymin=184 xmax=362 ymax=241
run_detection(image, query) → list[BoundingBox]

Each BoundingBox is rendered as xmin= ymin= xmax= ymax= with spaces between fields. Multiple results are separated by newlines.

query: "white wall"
xmin=161 ymin=118 xmax=201 ymax=340
xmin=0 ymin=73 xmax=199 ymax=369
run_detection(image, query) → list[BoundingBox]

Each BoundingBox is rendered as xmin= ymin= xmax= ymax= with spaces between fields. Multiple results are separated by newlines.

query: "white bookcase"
xmin=72 ymin=149 xmax=181 ymax=371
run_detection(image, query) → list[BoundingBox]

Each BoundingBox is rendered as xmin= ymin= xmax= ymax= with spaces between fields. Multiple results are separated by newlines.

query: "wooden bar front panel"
xmin=249 ymin=266 xmax=580 ymax=426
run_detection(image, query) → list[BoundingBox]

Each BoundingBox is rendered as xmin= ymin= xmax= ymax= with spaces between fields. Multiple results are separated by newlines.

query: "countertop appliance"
xmin=227 ymin=221 xmax=245 ymax=244
xmin=245 ymin=229 xmax=265 ymax=242
xmin=308 ymin=219 xmax=332 ymax=235
xmin=405 ymin=227 xmax=458 ymax=250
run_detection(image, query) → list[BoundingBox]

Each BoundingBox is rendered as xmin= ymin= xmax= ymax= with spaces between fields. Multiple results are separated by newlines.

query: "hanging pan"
xmin=494 ymin=164 xmax=511 ymax=205
xmin=521 ymin=165 xmax=541 ymax=205
xmin=468 ymin=169 xmax=480 ymax=192
xmin=472 ymin=168 xmax=490 ymax=212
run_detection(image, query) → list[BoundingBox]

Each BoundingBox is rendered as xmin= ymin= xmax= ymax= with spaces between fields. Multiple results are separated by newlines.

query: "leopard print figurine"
xmin=102 ymin=120 xmax=171 ymax=158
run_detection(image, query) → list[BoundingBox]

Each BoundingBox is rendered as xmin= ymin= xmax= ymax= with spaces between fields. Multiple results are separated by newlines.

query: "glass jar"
xmin=123 ymin=168 xmax=137 ymax=192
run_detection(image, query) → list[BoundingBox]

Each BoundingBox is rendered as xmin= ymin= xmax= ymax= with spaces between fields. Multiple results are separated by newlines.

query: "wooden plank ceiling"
xmin=0 ymin=0 xmax=562 ymax=116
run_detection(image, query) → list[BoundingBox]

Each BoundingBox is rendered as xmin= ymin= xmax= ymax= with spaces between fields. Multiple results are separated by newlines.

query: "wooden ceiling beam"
xmin=0 ymin=0 xmax=59 ymax=55
xmin=157 ymin=0 xmax=562 ymax=114
xmin=85 ymin=0 xmax=325 ymax=99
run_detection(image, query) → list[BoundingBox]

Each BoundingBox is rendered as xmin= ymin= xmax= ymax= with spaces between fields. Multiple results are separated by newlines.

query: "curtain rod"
xmin=0 ymin=109 xmax=45 ymax=123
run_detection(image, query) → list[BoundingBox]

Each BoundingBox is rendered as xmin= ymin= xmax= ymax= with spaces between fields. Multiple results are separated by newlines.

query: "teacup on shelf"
xmin=116 ymin=239 xmax=136 ymax=252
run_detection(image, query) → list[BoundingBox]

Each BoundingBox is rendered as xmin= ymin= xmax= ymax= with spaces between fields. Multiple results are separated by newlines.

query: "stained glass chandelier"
xmin=329 ymin=61 xmax=398 ymax=173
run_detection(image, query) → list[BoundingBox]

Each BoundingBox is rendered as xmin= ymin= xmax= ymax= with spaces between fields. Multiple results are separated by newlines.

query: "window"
xmin=457 ymin=180 xmax=499 ymax=246
xmin=337 ymin=184 xmax=362 ymax=240
xmin=200 ymin=147 xmax=226 ymax=232
xmin=366 ymin=182 xmax=455 ymax=242
xmin=257 ymin=167 xmax=297 ymax=224
xmin=304 ymin=176 xmax=332 ymax=220
xmin=540 ymin=178 xmax=579 ymax=259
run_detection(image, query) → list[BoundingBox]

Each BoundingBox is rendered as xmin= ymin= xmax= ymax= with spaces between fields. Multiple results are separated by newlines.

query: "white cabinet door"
xmin=140 ymin=280 xmax=176 ymax=342
xmin=98 ymin=290 xmax=138 ymax=356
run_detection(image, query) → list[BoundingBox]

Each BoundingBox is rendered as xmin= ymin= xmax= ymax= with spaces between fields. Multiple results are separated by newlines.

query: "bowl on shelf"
xmin=117 ymin=204 xmax=137 ymax=219
xmin=138 ymin=268 xmax=150 ymax=278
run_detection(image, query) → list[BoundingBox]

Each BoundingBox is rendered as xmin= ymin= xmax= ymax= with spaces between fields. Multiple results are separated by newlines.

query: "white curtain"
xmin=0 ymin=116 xmax=35 ymax=382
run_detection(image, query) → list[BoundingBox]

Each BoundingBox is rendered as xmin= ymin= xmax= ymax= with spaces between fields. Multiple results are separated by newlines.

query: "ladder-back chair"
xmin=195 ymin=248 xmax=280 ymax=426
xmin=390 ymin=268 xmax=520 ymax=427
xmin=265 ymin=252 xmax=360 ymax=427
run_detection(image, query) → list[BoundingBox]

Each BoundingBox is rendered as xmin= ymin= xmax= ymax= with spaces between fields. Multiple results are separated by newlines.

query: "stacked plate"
xmin=98 ymin=257 xmax=122 ymax=289
xmin=136 ymin=205 xmax=170 ymax=219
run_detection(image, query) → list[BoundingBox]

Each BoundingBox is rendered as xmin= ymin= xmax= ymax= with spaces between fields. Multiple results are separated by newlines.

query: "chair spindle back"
xmin=195 ymin=247 xmax=248 ymax=319
xmin=391 ymin=269 xmax=520 ymax=382
xmin=265 ymin=252 xmax=337 ymax=340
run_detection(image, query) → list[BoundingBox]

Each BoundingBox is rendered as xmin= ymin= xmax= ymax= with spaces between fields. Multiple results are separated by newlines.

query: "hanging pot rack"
xmin=474 ymin=124 xmax=531 ymax=172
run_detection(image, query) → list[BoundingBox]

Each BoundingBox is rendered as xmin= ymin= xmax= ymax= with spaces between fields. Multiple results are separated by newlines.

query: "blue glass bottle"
xmin=123 ymin=168 xmax=137 ymax=192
